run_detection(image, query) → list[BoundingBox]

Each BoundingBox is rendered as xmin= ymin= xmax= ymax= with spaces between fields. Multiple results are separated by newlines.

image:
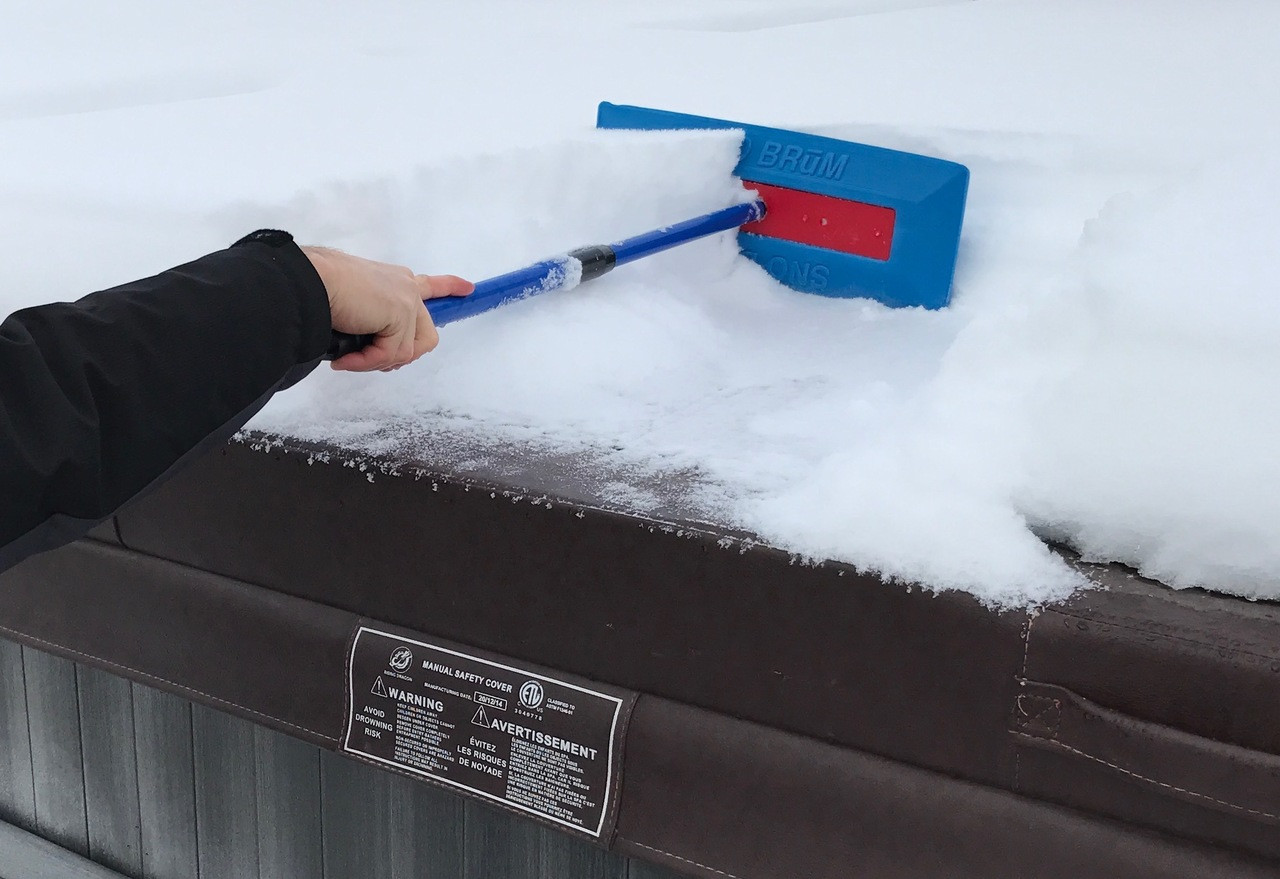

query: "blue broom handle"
xmin=325 ymin=199 xmax=766 ymax=360
xmin=608 ymin=199 xmax=765 ymax=267
xmin=427 ymin=199 xmax=764 ymax=325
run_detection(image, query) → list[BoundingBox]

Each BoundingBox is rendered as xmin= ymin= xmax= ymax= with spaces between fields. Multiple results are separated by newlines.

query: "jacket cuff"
xmin=232 ymin=230 xmax=332 ymax=363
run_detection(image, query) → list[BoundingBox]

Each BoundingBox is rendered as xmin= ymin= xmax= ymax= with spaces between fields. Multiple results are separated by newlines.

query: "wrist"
xmin=228 ymin=231 xmax=334 ymax=363
xmin=299 ymin=246 xmax=339 ymax=310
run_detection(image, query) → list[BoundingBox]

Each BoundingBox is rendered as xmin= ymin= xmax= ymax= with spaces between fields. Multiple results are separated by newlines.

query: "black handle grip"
xmin=325 ymin=332 xmax=374 ymax=361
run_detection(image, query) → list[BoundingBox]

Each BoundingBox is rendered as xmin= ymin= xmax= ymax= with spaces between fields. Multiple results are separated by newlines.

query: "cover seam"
xmin=1014 ymin=609 xmax=1038 ymax=789
xmin=1012 ymin=732 xmax=1280 ymax=822
xmin=629 ymin=841 xmax=744 ymax=879
xmin=604 ymin=692 xmax=640 ymax=844
xmin=1045 ymin=607 xmax=1280 ymax=664
xmin=0 ymin=623 xmax=333 ymax=743
xmin=1015 ymin=694 xmax=1062 ymax=739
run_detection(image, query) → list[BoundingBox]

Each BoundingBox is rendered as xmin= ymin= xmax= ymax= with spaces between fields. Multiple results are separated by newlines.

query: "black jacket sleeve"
xmin=0 ymin=231 xmax=332 ymax=574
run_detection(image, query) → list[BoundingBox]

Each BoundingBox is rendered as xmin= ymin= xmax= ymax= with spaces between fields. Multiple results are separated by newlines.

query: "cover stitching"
xmin=1046 ymin=608 xmax=1279 ymax=664
xmin=0 ymin=624 xmax=332 ymax=742
xmin=604 ymin=693 xmax=640 ymax=841
xmin=629 ymin=841 xmax=744 ymax=879
xmin=1013 ymin=732 xmax=1280 ymax=822
xmin=1014 ymin=610 xmax=1038 ymax=788
xmin=1016 ymin=694 xmax=1062 ymax=739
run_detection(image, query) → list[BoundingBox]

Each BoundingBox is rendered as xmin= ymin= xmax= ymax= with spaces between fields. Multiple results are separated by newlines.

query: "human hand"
xmin=301 ymin=246 xmax=473 ymax=372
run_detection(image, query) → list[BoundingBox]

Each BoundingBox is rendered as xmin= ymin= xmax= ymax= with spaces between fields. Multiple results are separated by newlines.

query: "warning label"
xmin=343 ymin=626 xmax=626 ymax=837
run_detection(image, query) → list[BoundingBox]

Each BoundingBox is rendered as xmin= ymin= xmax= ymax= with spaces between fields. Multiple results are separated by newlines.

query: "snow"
xmin=3 ymin=1 xmax=1279 ymax=606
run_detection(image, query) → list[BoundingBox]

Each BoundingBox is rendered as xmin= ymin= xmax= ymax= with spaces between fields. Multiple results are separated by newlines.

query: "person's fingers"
xmin=419 ymin=274 xmax=474 ymax=299
xmin=396 ymin=323 xmax=416 ymax=367
xmin=331 ymin=305 xmax=420 ymax=371
xmin=331 ymin=338 xmax=391 ymax=372
xmin=413 ymin=305 xmax=440 ymax=359
xmin=385 ymin=298 xmax=417 ymax=367
xmin=366 ymin=332 xmax=399 ymax=368
xmin=316 ymin=255 xmax=468 ymax=371
xmin=330 ymin=351 xmax=364 ymax=371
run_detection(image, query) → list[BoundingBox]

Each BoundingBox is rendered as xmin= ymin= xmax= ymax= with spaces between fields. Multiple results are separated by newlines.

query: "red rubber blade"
xmin=741 ymin=181 xmax=896 ymax=262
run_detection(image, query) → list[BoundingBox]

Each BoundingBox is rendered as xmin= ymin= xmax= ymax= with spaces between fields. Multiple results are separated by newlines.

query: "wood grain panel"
xmin=192 ymin=703 xmax=259 ymax=878
xmin=23 ymin=647 xmax=89 ymax=856
xmin=255 ymin=725 xmax=323 ymax=879
xmin=0 ymin=638 xmax=36 ymax=830
xmin=77 ymin=665 xmax=142 ymax=875
xmin=132 ymin=683 xmax=198 ymax=879
xmin=464 ymin=799 xmax=540 ymax=879
xmin=541 ymin=827 xmax=628 ymax=879
xmin=321 ymin=750 xmax=466 ymax=879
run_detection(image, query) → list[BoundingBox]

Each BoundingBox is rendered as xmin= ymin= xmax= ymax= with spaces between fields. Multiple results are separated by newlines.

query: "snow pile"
xmin=3 ymin=1 xmax=1279 ymax=606
xmin=1011 ymin=157 xmax=1280 ymax=597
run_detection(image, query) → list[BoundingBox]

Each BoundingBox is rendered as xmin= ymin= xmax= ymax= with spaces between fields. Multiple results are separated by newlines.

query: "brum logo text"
xmin=754 ymin=141 xmax=848 ymax=179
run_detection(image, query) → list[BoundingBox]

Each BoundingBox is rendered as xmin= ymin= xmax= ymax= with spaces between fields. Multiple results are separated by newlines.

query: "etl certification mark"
xmin=519 ymin=681 xmax=545 ymax=710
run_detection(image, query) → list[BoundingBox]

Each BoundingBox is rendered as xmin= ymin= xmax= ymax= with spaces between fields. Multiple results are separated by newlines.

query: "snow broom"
xmin=326 ymin=103 xmax=969 ymax=360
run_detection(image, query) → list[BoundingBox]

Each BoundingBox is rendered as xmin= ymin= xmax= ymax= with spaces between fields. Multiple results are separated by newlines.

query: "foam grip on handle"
xmin=325 ymin=331 xmax=374 ymax=361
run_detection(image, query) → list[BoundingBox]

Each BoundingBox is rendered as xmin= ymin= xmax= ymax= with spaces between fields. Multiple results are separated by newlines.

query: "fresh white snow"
xmin=3 ymin=0 xmax=1278 ymax=606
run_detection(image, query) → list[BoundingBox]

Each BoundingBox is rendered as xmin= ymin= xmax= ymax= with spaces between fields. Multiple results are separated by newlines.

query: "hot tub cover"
xmin=0 ymin=432 xmax=1277 ymax=879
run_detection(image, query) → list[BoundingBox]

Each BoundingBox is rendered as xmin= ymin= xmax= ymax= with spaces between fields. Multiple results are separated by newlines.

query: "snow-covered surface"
xmin=3 ymin=1 xmax=1278 ymax=606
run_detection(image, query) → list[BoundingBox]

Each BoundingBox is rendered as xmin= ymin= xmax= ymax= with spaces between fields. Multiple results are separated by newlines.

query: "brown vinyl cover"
xmin=1 ymin=435 xmax=1277 ymax=878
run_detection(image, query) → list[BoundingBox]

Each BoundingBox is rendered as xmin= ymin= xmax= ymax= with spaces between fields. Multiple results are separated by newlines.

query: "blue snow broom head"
xmin=597 ymin=103 xmax=969 ymax=309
